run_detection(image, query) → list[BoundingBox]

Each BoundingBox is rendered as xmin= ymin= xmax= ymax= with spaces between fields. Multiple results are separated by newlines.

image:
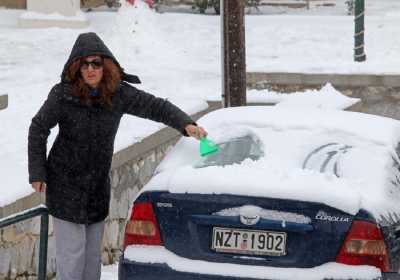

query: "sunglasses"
xmin=81 ymin=58 xmax=103 ymax=70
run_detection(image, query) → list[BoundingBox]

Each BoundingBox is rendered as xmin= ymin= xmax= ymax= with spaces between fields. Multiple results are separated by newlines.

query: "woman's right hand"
xmin=32 ymin=181 xmax=46 ymax=193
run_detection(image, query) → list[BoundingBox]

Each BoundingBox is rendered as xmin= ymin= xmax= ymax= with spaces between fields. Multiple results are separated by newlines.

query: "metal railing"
xmin=0 ymin=205 xmax=49 ymax=280
xmin=354 ymin=0 xmax=366 ymax=62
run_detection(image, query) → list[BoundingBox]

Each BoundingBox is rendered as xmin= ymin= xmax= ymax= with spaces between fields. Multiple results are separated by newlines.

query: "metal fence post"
xmin=354 ymin=0 xmax=366 ymax=62
xmin=38 ymin=213 xmax=49 ymax=280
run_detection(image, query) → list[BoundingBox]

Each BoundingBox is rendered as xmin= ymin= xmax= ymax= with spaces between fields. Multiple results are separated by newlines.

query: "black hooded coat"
xmin=28 ymin=32 xmax=195 ymax=224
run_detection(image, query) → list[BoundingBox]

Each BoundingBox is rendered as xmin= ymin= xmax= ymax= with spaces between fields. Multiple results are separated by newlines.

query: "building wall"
xmin=81 ymin=0 xmax=107 ymax=9
xmin=0 ymin=0 xmax=103 ymax=10
xmin=0 ymin=0 xmax=26 ymax=9
xmin=27 ymin=0 xmax=80 ymax=16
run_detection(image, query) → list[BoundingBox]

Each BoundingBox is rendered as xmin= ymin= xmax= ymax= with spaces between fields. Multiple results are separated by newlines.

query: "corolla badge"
xmin=315 ymin=211 xmax=350 ymax=223
xmin=240 ymin=214 xmax=260 ymax=225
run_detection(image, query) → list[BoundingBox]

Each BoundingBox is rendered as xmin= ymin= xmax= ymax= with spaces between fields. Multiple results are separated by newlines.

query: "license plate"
xmin=212 ymin=227 xmax=287 ymax=256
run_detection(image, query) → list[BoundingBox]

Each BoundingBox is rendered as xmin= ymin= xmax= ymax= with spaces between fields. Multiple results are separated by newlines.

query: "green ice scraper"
xmin=200 ymin=137 xmax=219 ymax=157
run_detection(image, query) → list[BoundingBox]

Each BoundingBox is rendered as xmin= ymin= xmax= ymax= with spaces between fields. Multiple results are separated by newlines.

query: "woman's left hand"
xmin=185 ymin=124 xmax=207 ymax=140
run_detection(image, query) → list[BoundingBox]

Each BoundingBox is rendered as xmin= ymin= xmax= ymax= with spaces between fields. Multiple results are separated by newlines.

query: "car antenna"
xmin=200 ymin=137 xmax=219 ymax=157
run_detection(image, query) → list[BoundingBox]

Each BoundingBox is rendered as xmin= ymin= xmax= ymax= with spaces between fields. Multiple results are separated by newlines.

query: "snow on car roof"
xmin=146 ymin=107 xmax=400 ymax=220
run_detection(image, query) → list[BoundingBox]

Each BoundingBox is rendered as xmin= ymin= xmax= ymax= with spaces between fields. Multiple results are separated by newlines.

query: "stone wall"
xmin=0 ymin=213 xmax=56 ymax=280
xmin=102 ymin=126 xmax=185 ymax=264
xmin=0 ymin=102 xmax=221 ymax=279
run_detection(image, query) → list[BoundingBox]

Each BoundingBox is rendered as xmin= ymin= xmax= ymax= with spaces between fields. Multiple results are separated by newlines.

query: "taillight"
xmin=336 ymin=220 xmax=389 ymax=272
xmin=123 ymin=202 xmax=162 ymax=249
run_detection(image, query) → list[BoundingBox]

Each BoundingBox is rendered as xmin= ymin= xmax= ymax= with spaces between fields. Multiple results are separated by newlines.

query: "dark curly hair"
xmin=65 ymin=56 xmax=122 ymax=106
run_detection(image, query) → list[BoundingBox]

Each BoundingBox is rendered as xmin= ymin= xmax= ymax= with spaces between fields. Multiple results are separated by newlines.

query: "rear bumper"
xmin=118 ymin=257 xmax=399 ymax=280
xmin=385 ymin=274 xmax=400 ymax=280
xmin=119 ymin=258 xmax=260 ymax=280
xmin=118 ymin=245 xmax=392 ymax=280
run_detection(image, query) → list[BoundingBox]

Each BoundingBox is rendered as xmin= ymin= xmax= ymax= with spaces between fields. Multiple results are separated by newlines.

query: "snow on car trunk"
xmin=124 ymin=245 xmax=381 ymax=280
xmin=146 ymin=107 xmax=400 ymax=220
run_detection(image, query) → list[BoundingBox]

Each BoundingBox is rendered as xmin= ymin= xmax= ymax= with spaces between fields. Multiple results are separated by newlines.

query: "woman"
xmin=28 ymin=32 xmax=207 ymax=280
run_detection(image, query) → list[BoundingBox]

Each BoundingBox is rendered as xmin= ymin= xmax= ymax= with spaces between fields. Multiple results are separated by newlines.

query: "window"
xmin=195 ymin=135 xmax=263 ymax=168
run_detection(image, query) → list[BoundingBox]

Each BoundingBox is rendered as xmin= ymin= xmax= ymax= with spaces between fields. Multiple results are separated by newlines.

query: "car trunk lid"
xmin=147 ymin=191 xmax=355 ymax=268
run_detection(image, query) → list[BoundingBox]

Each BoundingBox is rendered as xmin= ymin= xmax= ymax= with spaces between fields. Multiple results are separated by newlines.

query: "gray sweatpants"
xmin=53 ymin=217 xmax=105 ymax=280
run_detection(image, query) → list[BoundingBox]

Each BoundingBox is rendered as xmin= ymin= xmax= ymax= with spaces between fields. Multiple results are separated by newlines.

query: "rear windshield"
xmin=195 ymin=135 xmax=264 ymax=168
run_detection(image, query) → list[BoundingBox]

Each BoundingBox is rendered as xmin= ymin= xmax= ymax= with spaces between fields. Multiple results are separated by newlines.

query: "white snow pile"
xmin=124 ymin=245 xmax=381 ymax=280
xmin=248 ymin=83 xmax=360 ymax=110
xmin=214 ymin=205 xmax=312 ymax=224
xmin=146 ymin=106 xmax=400 ymax=218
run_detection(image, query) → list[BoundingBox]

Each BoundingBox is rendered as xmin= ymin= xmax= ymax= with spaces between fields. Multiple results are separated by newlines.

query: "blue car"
xmin=119 ymin=107 xmax=400 ymax=280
